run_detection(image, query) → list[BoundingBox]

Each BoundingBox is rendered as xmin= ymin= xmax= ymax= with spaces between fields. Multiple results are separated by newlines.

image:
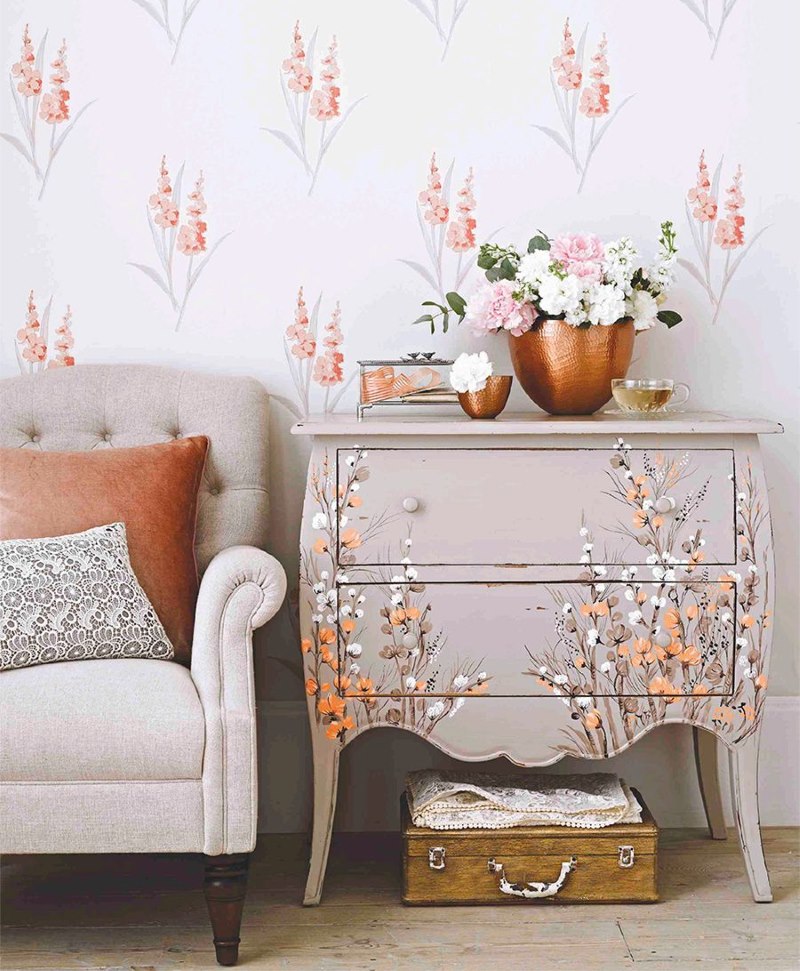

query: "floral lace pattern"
xmin=407 ymin=770 xmax=642 ymax=830
xmin=0 ymin=522 xmax=173 ymax=671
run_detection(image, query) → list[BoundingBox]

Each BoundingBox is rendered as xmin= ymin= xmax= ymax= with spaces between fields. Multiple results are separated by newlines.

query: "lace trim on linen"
xmin=406 ymin=770 xmax=642 ymax=830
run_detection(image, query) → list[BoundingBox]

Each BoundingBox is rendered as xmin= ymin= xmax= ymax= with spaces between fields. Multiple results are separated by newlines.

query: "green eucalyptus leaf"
xmin=485 ymin=267 xmax=501 ymax=283
xmin=499 ymin=257 xmax=516 ymax=280
xmin=657 ymin=310 xmax=682 ymax=328
xmin=445 ymin=291 xmax=467 ymax=315
xmin=412 ymin=314 xmax=434 ymax=326
xmin=527 ymin=235 xmax=550 ymax=252
xmin=442 ymin=311 xmax=450 ymax=333
xmin=477 ymin=252 xmax=498 ymax=270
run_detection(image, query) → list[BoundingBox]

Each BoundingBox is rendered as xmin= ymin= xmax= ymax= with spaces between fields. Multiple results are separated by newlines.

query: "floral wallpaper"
xmin=1 ymin=0 xmax=797 ymax=708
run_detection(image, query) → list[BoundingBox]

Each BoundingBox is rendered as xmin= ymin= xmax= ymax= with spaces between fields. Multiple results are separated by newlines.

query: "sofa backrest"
xmin=0 ymin=364 xmax=269 ymax=572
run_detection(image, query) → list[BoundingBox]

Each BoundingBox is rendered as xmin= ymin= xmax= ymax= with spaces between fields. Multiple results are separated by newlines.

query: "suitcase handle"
xmin=487 ymin=856 xmax=577 ymax=899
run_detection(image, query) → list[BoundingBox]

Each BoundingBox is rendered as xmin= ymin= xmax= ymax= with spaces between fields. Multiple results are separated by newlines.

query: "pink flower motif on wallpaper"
xmin=263 ymin=22 xmax=365 ymax=195
xmin=533 ymin=19 xmax=633 ymax=194
xmin=283 ymin=288 xmax=354 ymax=419
xmin=401 ymin=153 xmax=478 ymax=302
xmin=405 ymin=0 xmax=470 ymax=60
xmin=129 ymin=157 xmax=231 ymax=331
xmin=129 ymin=0 xmax=203 ymax=65
xmin=2 ymin=26 xmax=96 ymax=200
xmin=14 ymin=291 xmax=77 ymax=374
xmin=679 ymin=152 xmax=767 ymax=325
xmin=677 ymin=0 xmax=742 ymax=59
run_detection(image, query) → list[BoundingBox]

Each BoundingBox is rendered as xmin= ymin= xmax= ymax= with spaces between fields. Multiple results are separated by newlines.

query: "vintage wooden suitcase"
xmin=402 ymin=789 xmax=658 ymax=905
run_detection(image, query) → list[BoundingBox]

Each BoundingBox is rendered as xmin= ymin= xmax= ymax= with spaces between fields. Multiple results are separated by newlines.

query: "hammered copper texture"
xmin=509 ymin=319 xmax=635 ymax=415
xmin=457 ymin=375 xmax=513 ymax=419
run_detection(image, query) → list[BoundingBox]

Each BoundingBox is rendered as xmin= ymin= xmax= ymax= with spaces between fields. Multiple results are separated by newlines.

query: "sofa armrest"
xmin=191 ymin=546 xmax=287 ymax=855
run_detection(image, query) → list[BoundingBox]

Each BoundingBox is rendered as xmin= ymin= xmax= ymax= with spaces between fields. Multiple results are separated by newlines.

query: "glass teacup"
xmin=611 ymin=379 xmax=690 ymax=414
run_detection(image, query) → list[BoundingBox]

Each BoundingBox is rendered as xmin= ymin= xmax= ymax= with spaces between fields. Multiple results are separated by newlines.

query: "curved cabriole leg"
xmin=203 ymin=853 xmax=250 ymax=966
xmin=303 ymin=737 xmax=340 ymax=906
xmin=693 ymin=727 xmax=728 ymax=840
xmin=729 ymin=738 xmax=772 ymax=902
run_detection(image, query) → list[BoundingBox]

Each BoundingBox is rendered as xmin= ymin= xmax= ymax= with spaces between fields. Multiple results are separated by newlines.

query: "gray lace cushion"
xmin=0 ymin=523 xmax=174 ymax=671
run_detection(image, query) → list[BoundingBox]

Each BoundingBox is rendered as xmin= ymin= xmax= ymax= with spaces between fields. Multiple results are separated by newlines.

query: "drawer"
xmin=337 ymin=447 xmax=736 ymax=567
xmin=336 ymin=579 xmax=736 ymax=702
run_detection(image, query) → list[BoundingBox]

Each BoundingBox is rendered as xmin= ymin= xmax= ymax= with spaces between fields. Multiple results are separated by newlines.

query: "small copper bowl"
xmin=457 ymin=375 xmax=513 ymax=419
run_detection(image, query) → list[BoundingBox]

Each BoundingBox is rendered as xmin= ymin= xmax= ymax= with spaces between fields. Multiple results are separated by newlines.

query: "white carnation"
xmin=538 ymin=273 xmax=585 ymax=319
xmin=587 ymin=284 xmax=627 ymax=326
xmin=517 ymin=250 xmax=553 ymax=286
xmin=648 ymin=252 xmax=676 ymax=294
xmin=449 ymin=351 xmax=494 ymax=393
xmin=628 ymin=289 xmax=660 ymax=332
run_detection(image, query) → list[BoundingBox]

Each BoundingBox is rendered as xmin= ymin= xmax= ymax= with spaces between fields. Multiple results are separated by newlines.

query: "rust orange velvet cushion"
xmin=0 ymin=437 xmax=208 ymax=664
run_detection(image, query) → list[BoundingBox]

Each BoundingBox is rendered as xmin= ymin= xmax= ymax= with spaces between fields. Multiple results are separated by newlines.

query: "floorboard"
xmin=1 ymin=828 xmax=798 ymax=970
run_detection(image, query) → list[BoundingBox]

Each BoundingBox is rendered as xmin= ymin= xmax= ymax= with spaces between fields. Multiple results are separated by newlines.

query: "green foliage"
xmin=657 ymin=309 xmax=682 ymax=328
xmin=527 ymin=235 xmax=550 ymax=252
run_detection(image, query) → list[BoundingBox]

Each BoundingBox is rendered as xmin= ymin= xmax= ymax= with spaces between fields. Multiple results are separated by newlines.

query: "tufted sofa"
xmin=0 ymin=364 xmax=287 ymax=966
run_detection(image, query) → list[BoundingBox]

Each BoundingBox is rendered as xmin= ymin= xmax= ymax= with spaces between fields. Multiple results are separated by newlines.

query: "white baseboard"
xmin=256 ymin=696 xmax=800 ymax=832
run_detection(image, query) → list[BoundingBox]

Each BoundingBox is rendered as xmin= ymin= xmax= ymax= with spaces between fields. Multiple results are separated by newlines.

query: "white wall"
xmin=2 ymin=0 xmax=798 ymax=825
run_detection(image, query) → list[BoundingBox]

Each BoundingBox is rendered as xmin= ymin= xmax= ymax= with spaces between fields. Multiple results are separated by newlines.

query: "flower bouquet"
xmin=415 ymin=223 xmax=682 ymax=415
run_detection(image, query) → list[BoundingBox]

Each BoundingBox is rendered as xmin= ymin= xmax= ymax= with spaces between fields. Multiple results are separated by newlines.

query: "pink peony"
xmin=550 ymin=232 xmax=604 ymax=282
xmin=465 ymin=281 xmax=537 ymax=337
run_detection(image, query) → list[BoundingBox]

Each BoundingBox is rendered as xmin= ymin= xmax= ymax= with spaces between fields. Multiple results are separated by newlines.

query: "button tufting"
xmin=103 ymin=433 xmax=112 ymax=442
xmin=31 ymin=434 xmax=40 ymax=443
xmin=210 ymin=486 xmax=220 ymax=496
xmin=175 ymin=432 xmax=183 ymax=439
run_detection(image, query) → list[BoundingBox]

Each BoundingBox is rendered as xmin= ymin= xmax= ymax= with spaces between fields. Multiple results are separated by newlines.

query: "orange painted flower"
xmin=743 ymin=705 xmax=756 ymax=721
xmin=318 ymin=693 xmax=346 ymax=719
xmin=347 ymin=495 xmax=362 ymax=508
xmin=755 ymin=674 xmax=768 ymax=690
xmin=405 ymin=607 xmax=420 ymax=620
xmin=305 ymin=678 xmax=318 ymax=695
xmin=340 ymin=527 xmax=362 ymax=550
xmin=686 ymin=604 xmax=699 ymax=620
xmin=319 ymin=628 xmax=336 ymax=645
xmin=712 ymin=705 xmax=734 ymax=724
xmin=301 ymin=638 xmax=312 ymax=653
xmin=313 ymin=537 xmax=328 ymax=554
xmin=340 ymin=618 xmax=356 ymax=633
xmin=633 ymin=510 xmax=648 ymax=529
xmin=389 ymin=608 xmax=407 ymax=626
xmin=663 ymin=608 xmax=682 ymax=633
xmin=584 ymin=709 xmax=602 ymax=730
xmin=691 ymin=684 xmax=710 ymax=695
xmin=348 ymin=676 xmax=374 ymax=696
xmin=648 ymin=676 xmax=679 ymax=701
xmin=326 ymin=716 xmax=354 ymax=739
xmin=679 ymin=645 xmax=701 ymax=665
xmin=334 ymin=674 xmax=351 ymax=692
xmin=740 ymin=614 xmax=755 ymax=629
xmin=580 ymin=600 xmax=609 ymax=617
xmin=574 ymin=656 xmax=586 ymax=669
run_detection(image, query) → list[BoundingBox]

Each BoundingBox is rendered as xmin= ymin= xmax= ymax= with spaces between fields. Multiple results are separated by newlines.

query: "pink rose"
xmin=550 ymin=233 xmax=605 ymax=283
xmin=465 ymin=281 xmax=537 ymax=337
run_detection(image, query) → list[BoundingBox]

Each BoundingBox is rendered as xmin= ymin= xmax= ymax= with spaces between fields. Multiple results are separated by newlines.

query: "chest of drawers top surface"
xmin=292 ymin=412 xmax=783 ymax=437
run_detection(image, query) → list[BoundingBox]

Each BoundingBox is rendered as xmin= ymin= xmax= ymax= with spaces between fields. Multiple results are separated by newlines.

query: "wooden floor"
xmin=1 ymin=829 xmax=798 ymax=971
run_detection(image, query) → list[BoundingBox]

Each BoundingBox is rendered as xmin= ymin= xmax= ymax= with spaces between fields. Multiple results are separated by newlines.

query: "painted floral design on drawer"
xmin=300 ymin=448 xmax=489 ymax=742
xmin=299 ymin=441 xmax=772 ymax=755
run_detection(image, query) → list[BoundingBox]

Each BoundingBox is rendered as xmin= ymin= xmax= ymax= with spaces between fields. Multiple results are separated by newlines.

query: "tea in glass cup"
xmin=611 ymin=379 xmax=690 ymax=414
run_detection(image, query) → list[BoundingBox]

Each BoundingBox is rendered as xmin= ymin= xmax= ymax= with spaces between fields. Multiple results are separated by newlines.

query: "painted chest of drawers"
xmin=292 ymin=412 xmax=783 ymax=905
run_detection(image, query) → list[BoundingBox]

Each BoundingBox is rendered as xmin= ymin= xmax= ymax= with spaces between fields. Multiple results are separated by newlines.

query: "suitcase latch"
xmin=618 ymin=844 xmax=635 ymax=868
xmin=428 ymin=846 xmax=446 ymax=870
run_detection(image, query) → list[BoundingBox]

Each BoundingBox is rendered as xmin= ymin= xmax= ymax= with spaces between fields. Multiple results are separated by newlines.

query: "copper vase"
xmin=457 ymin=375 xmax=513 ymax=419
xmin=509 ymin=318 xmax=635 ymax=415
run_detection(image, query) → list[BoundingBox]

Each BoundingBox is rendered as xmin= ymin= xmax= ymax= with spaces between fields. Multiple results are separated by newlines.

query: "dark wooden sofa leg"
xmin=203 ymin=853 xmax=250 ymax=966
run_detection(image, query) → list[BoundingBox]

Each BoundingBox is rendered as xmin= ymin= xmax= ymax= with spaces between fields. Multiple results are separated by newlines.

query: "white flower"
xmin=538 ymin=273 xmax=585 ymax=321
xmin=593 ymin=565 xmax=607 ymax=577
xmin=339 ymin=515 xmax=348 ymax=527
xmin=346 ymin=643 xmax=362 ymax=658
xmin=354 ymin=609 xmax=364 ymax=619
xmin=629 ymin=566 xmax=638 ymax=575
xmin=562 ymin=603 xmax=573 ymax=615
xmin=345 ymin=456 xmax=356 ymax=467
xmin=648 ymin=250 xmax=676 ymax=293
xmin=651 ymin=596 xmax=667 ymax=608
xmin=348 ymin=588 xmax=356 ymax=598
xmin=601 ymin=660 xmax=613 ymax=674
xmin=603 ymin=236 xmax=639 ymax=292
xmin=721 ymin=612 xmax=732 ymax=623
xmin=642 ymin=499 xmax=654 ymax=510
xmin=477 ymin=671 xmax=487 ymax=682
xmin=405 ymin=676 xmax=418 ymax=690
xmin=583 ymin=543 xmax=594 ymax=553
xmin=311 ymin=512 xmax=328 ymax=530
xmin=554 ymin=674 xmax=568 ymax=686
xmin=336 ymin=573 xmax=349 ymax=584
xmin=391 ymin=575 xmax=405 ymax=584
xmin=749 ymin=564 xmax=758 ymax=574
xmin=449 ymin=351 xmax=494 ymax=393
xmin=350 ymin=482 xmax=360 ymax=492
xmin=517 ymin=249 xmax=553 ymax=286
xmin=391 ymin=592 xmax=404 ymax=605
xmin=449 ymin=698 xmax=465 ymax=717
xmin=404 ymin=538 xmax=413 ymax=547
xmin=357 ymin=595 xmax=366 ymax=604
xmin=628 ymin=610 xmax=643 ymax=625
xmin=595 ymin=583 xmax=606 ymax=593
xmin=340 ymin=604 xmax=352 ymax=616
xmin=580 ymin=554 xmax=590 ymax=564
xmin=576 ymin=696 xmax=592 ymax=709
xmin=579 ymin=526 xmax=589 ymax=537
xmin=738 ymin=655 xmax=751 ymax=668
xmin=326 ymin=614 xmax=335 ymax=623
xmin=453 ymin=674 xmax=469 ymax=690
xmin=426 ymin=701 xmax=446 ymax=721
xmin=737 ymin=492 xmax=747 ymax=502
xmin=587 ymin=283 xmax=627 ymax=326
xmin=646 ymin=554 xmax=659 ymax=565
xmin=400 ymin=556 xmax=411 ymax=565
xmin=311 ymin=613 xmax=322 ymax=624
xmin=743 ymin=668 xmax=754 ymax=680
xmin=628 ymin=289 xmax=660 ymax=332
xmin=624 ymin=589 xmax=635 ymax=601
xmin=538 ymin=665 xmax=548 ymax=675
xmin=405 ymin=567 xmax=418 ymax=581
xmin=587 ymin=628 xmax=599 ymax=645
xmin=349 ymin=662 xmax=360 ymax=675
xmin=320 ymin=570 xmax=329 ymax=581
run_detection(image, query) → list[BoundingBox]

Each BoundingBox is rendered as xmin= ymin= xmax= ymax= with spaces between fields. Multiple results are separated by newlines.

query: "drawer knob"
xmin=654 ymin=496 xmax=676 ymax=514
xmin=402 ymin=497 xmax=420 ymax=513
